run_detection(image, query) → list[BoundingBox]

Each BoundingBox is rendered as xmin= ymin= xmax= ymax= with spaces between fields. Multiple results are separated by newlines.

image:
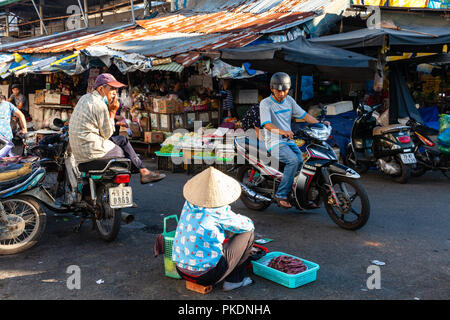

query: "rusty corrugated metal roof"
xmin=7 ymin=0 xmax=330 ymax=65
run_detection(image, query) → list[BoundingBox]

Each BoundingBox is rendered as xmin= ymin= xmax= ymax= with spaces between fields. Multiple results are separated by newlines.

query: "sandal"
xmin=274 ymin=197 xmax=292 ymax=209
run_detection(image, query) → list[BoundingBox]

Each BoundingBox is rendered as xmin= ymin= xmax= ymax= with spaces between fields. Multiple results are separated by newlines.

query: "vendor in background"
xmin=221 ymin=79 xmax=234 ymax=118
xmin=241 ymin=103 xmax=262 ymax=140
xmin=8 ymin=84 xmax=29 ymax=119
xmin=173 ymin=167 xmax=255 ymax=291
xmin=159 ymin=82 xmax=169 ymax=96
xmin=169 ymin=81 xmax=186 ymax=101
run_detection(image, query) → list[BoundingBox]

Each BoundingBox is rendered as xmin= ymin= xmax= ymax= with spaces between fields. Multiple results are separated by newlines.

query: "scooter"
xmin=407 ymin=118 xmax=450 ymax=178
xmin=0 ymin=119 xmax=136 ymax=254
xmin=234 ymin=123 xmax=370 ymax=230
xmin=345 ymin=103 xmax=416 ymax=184
xmin=24 ymin=119 xmax=135 ymax=241
xmin=0 ymin=162 xmax=47 ymax=255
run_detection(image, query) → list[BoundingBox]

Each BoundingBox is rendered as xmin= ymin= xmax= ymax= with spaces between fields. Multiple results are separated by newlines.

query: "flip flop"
xmin=274 ymin=197 xmax=292 ymax=209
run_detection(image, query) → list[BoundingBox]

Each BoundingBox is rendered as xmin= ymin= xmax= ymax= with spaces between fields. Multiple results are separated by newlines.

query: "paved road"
xmin=1 ymin=161 xmax=449 ymax=300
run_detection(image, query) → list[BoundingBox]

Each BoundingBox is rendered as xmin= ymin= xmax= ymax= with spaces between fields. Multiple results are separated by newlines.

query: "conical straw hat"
xmin=183 ymin=166 xmax=241 ymax=208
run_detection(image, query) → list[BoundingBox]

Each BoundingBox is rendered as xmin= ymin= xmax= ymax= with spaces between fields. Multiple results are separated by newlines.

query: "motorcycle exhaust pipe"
xmin=121 ymin=212 xmax=135 ymax=224
xmin=240 ymin=183 xmax=272 ymax=202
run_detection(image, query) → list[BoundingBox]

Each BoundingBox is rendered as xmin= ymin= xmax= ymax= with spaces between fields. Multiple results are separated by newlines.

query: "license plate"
xmin=400 ymin=153 xmax=416 ymax=164
xmin=109 ymin=186 xmax=133 ymax=208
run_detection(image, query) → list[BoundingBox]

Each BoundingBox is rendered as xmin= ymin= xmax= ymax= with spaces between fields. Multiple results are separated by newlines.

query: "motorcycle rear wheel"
xmin=94 ymin=184 xmax=121 ymax=242
xmin=410 ymin=163 xmax=427 ymax=177
xmin=392 ymin=157 xmax=411 ymax=184
xmin=0 ymin=196 xmax=46 ymax=255
xmin=237 ymin=165 xmax=272 ymax=211
xmin=323 ymin=176 xmax=370 ymax=230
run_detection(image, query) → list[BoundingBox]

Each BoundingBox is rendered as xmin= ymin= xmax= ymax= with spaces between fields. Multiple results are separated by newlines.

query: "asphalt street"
xmin=0 ymin=160 xmax=449 ymax=300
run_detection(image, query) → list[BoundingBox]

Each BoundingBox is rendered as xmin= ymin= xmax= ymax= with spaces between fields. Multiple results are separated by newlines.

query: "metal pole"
xmin=130 ymin=0 xmax=136 ymax=24
xmin=30 ymin=0 xmax=48 ymax=35
xmin=77 ymin=0 xmax=88 ymax=28
xmin=84 ymin=0 xmax=89 ymax=27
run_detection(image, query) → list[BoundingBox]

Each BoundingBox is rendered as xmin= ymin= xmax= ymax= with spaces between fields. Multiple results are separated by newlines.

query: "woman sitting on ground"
xmin=173 ymin=167 xmax=255 ymax=291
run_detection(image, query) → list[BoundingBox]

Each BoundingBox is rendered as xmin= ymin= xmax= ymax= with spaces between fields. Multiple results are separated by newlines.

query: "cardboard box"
xmin=325 ymin=101 xmax=353 ymax=115
xmin=153 ymin=98 xmax=173 ymax=113
xmin=130 ymin=123 xmax=142 ymax=138
xmin=150 ymin=113 xmax=160 ymax=130
xmin=144 ymin=131 xmax=164 ymax=143
xmin=45 ymin=92 xmax=61 ymax=104
xmin=172 ymin=113 xmax=185 ymax=130
xmin=35 ymin=90 xmax=45 ymax=104
xmin=159 ymin=114 xmax=171 ymax=131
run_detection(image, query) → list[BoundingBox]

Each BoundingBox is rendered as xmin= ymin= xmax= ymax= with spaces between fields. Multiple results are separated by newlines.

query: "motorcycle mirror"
xmin=53 ymin=118 xmax=64 ymax=128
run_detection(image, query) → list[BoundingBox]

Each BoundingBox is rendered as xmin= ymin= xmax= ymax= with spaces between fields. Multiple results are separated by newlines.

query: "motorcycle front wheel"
xmin=0 ymin=196 xmax=46 ymax=255
xmin=323 ymin=176 xmax=370 ymax=230
xmin=94 ymin=184 xmax=121 ymax=242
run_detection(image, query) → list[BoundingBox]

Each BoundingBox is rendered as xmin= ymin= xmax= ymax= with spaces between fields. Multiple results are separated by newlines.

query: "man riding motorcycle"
xmin=259 ymin=72 xmax=329 ymax=209
xmin=69 ymin=73 xmax=165 ymax=184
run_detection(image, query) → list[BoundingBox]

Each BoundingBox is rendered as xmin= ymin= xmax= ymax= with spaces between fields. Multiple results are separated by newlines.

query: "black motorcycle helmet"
xmin=270 ymin=72 xmax=291 ymax=91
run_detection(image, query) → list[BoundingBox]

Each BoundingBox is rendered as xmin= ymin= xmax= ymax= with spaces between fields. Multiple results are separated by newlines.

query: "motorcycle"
xmin=345 ymin=103 xmax=416 ymax=184
xmin=407 ymin=118 xmax=450 ymax=178
xmin=234 ymin=123 xmax=370 ymax=230
xmin=0 ymin=119 xmax=135 ymax=254
xmin=0 ymin=162 xmax=47 ymax=255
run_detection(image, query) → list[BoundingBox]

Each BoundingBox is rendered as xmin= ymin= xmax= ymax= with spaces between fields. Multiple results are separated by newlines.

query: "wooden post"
xmin=5 ymin=9 xmax=9 ymax=37
xmin=100 ymin=0 xmax=104 ymax=24
xmin=144 ymin=0 xmax=151 ymax=16
xmin=39 ymin=1 xmax=44 ymax=35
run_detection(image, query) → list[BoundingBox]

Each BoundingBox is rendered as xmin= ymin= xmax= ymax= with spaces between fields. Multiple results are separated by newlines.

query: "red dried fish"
xmin=268 ymin=255 xmax=307 ymax=274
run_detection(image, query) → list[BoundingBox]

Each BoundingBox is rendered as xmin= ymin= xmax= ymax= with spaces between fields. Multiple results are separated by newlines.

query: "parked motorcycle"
xmin=0 ymin=119 xmax=135 ymax=254
xmin=30 ymin=119 xmax=135 ymax=240
xmin=344 ymin=103 xmax=416 ymax=184
xmin=234 ymin=123 xmax=370 ymax=230
xmin=0 ymin=162 xmax=47 ymax=255
xmin=407 ymin=118 xmax=450 ymax=178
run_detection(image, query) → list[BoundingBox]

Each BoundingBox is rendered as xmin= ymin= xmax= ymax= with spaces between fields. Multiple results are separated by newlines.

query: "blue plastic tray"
xmin=251 ymin=251 xmax=319 ymax=288
xmin=155 ymin=151 xmax=183 ymax=157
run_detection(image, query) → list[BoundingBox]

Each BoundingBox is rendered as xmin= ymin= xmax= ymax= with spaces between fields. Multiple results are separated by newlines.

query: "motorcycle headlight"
xmin=308 ymin=126 xmax=331 ymax=141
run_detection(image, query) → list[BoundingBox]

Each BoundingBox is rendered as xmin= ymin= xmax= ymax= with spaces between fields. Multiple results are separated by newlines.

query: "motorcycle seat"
xmin=78 ymin=157 xmax=130 ymax=173
xmin=244 ymin=137 xmax=270 ymax=158
xmin=373 ymin=124 xmax=409 ymax=136
xmin=0 ymin=162 xmax=33 ymax=182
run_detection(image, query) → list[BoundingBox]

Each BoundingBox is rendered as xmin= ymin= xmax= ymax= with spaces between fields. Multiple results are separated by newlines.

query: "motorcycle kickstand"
xmin=73 ymin=216 xmax=87 ymax=233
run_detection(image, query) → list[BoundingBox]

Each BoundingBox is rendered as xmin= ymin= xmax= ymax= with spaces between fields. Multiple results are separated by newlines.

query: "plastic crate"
xmin=251 ymin=251 xmax=319 ymax=288
xmin=156 ymin=151 xmax=184 ymax=173
xmin=162 ymin=215 xmax=182 ymax=279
